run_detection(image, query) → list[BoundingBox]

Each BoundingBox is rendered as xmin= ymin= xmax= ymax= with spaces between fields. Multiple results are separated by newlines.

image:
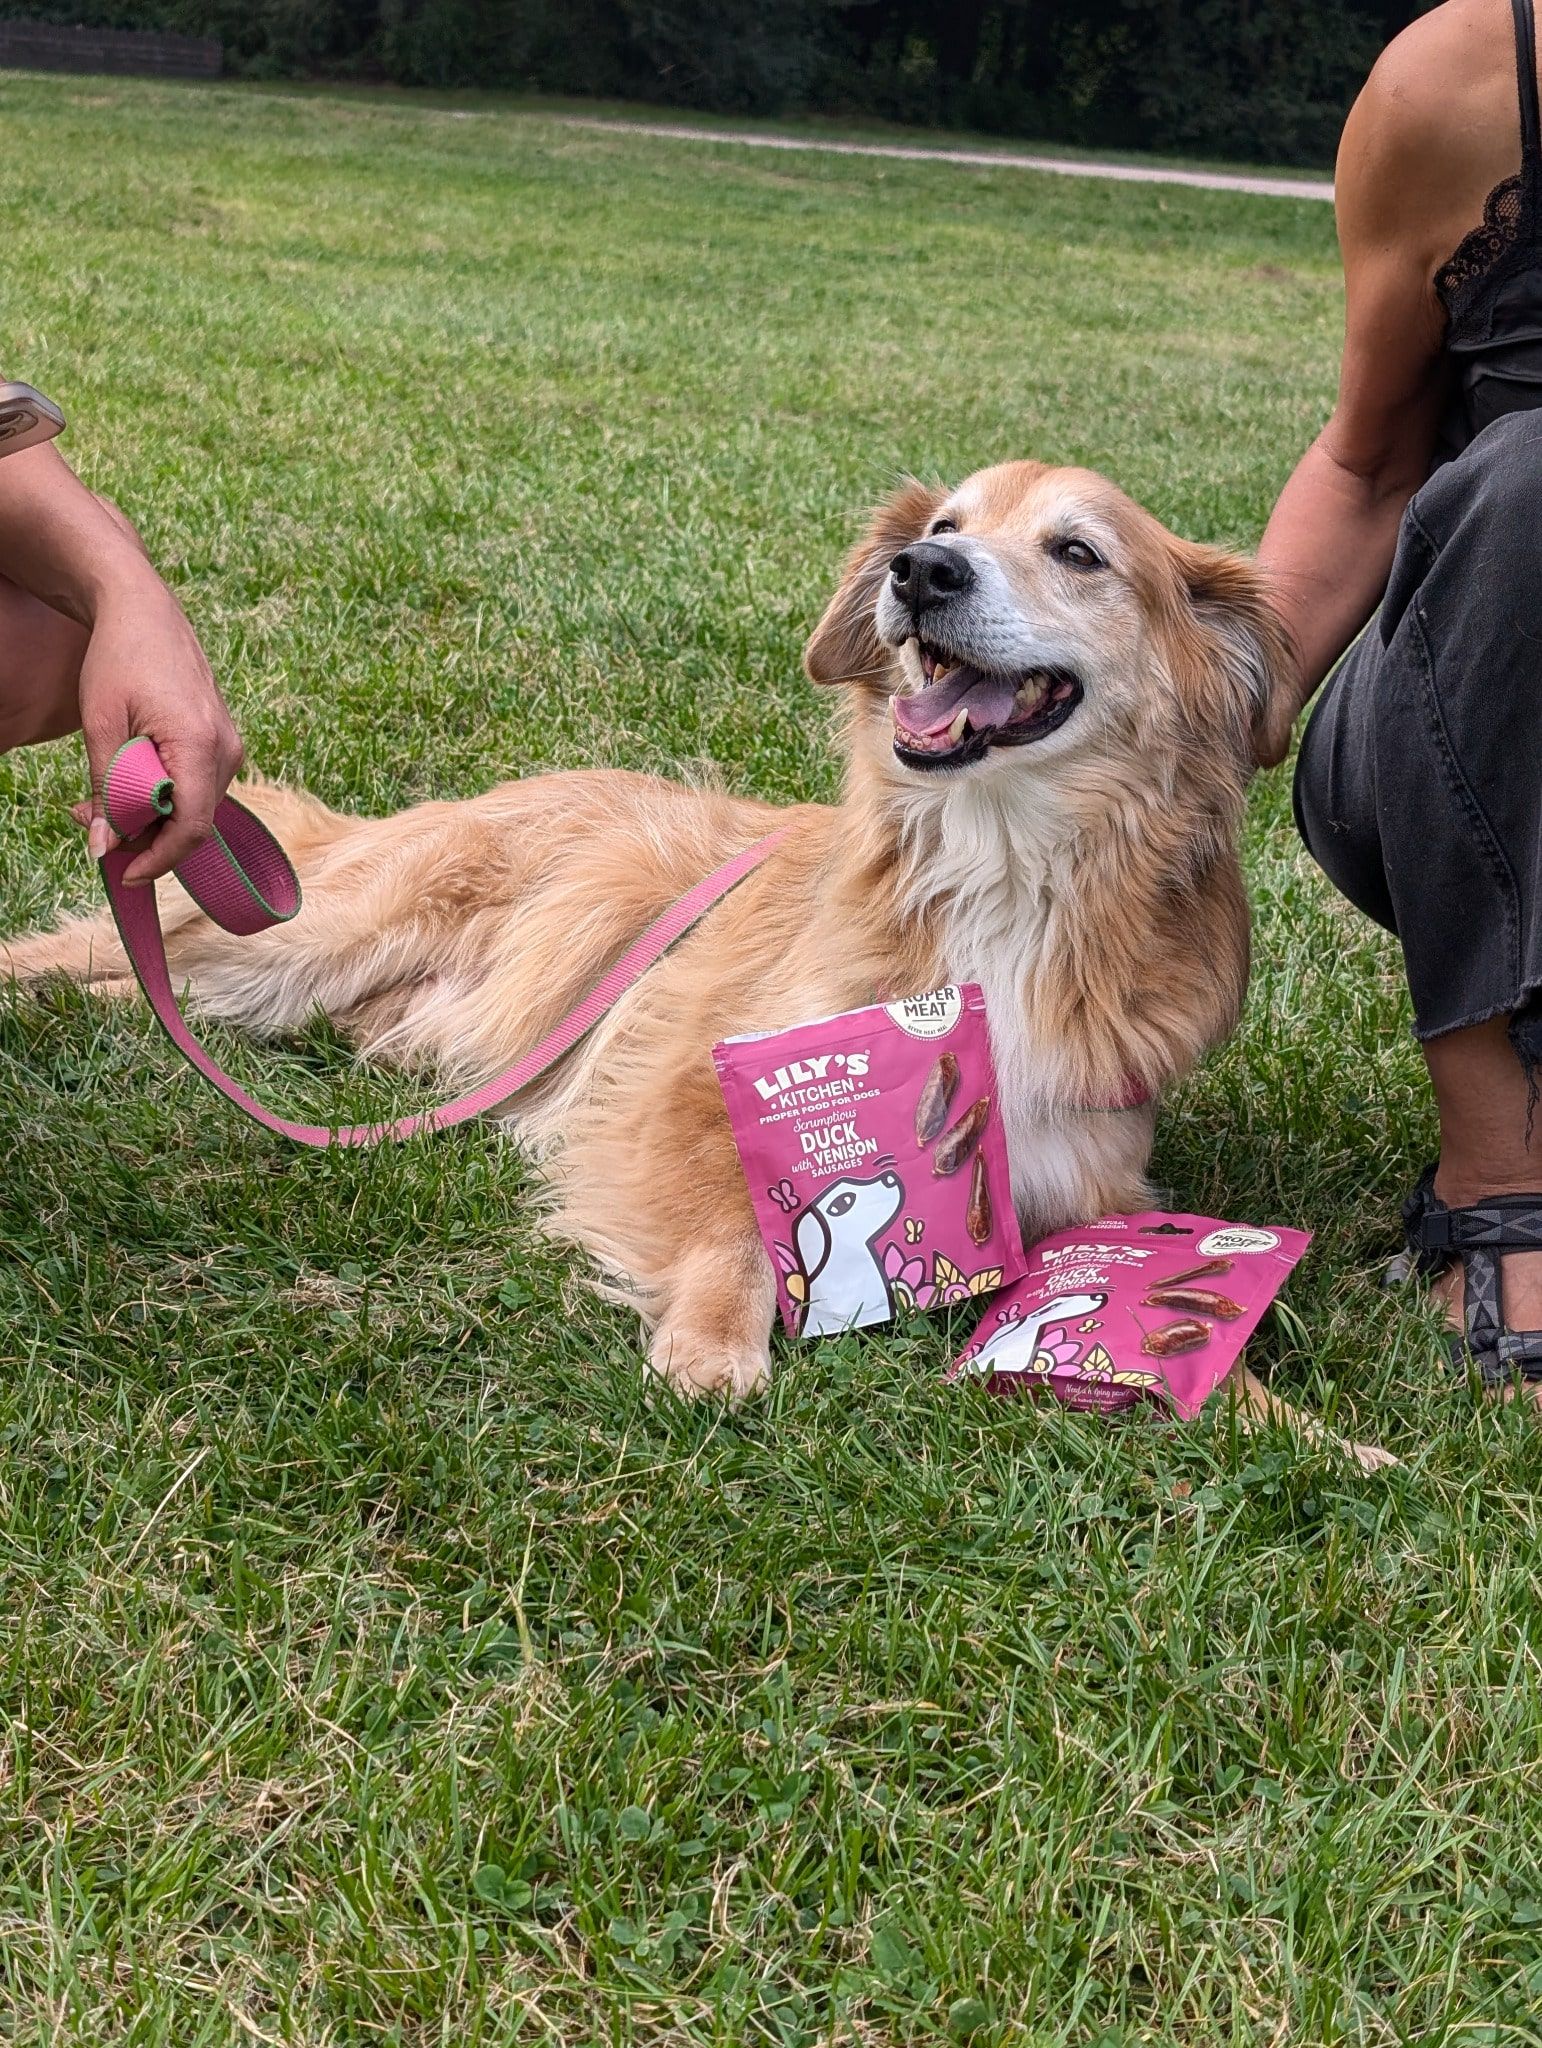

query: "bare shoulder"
xmin=1363 ymin=0 xmax=1511 ymax=119
xmin=1339 ymin=0 xmax=1520 ymax=262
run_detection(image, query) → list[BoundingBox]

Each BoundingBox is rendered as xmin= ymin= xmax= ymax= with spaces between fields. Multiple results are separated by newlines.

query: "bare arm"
xmin=0 ymin=438 xmax=242 ymax=881
xmin=1255 ymin=46 xmax=1454 ymax=764
xmin=0 ymin=441 xmax=154 ymax=623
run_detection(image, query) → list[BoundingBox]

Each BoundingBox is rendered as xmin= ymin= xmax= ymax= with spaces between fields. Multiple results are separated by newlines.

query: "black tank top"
xmin=1434 ymin=0 xmax=1542 ymax=460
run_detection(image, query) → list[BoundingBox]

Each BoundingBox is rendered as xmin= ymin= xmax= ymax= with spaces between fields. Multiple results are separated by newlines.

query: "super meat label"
xmin=715 ymin=985 xmax=1026 ymax=1338
xmin=948 ymin=1210 xmax=1311 ymax=1419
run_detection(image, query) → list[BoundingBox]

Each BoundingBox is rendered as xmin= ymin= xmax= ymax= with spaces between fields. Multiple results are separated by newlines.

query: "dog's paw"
xmin=1339 ymin=1435 xmax=1400 ymax=1474
xmin=1226 ymin=1363 xmax=1398 ymax=1472
xmin=647 ymin=1327 xmax=771 ymax=1404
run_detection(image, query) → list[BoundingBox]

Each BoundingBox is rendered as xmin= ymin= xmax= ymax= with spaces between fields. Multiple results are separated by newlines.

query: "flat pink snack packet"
xmin=947 ymin=1211 xmax=1311 ymax=1418
xmin=714 ymin=985 xmax=1026 ymax=1337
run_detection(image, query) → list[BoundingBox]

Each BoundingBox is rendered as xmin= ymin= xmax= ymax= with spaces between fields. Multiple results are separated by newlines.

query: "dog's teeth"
xmin=947 ymin=708 xmax=969 ymax=744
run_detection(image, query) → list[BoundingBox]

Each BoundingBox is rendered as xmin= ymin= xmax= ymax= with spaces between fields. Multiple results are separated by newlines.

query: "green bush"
xmin=1 ymin=0 xmax=1437 ymax=164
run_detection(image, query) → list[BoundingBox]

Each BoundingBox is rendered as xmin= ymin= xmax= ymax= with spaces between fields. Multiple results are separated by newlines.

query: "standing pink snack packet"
xmin=947 ymin=1210 xmax=1311 ymax=1418
xmin=714 ymin=984 xmax=1026 ymax=1337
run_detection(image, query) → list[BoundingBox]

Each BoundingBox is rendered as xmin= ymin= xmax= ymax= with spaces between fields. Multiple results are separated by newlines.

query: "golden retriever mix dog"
xmin=4 ymin=460 xmax=1384 ymax=1458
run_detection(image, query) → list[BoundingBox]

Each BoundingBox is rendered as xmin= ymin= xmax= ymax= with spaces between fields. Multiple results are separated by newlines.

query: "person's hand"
xmin=76 ymin=577 xmax=243 ymax=885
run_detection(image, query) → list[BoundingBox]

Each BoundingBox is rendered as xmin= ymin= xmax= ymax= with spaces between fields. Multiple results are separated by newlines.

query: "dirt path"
xmin=557 ymin=115 xmax=1336 ymax=204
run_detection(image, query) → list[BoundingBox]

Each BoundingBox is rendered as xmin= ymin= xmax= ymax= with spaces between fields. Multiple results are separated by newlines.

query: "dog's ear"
xmin=1175 ymin=541 xmax=1299 ymax=768
xmin=793 ymin=1204 xmax=832 ymax=1285
xmin=804 ymin=478 xmax=946 ymax=686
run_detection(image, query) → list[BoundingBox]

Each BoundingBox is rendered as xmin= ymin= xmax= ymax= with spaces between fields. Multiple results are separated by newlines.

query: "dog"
xmin=2 ymin=458 xmax=1390 ymax=1463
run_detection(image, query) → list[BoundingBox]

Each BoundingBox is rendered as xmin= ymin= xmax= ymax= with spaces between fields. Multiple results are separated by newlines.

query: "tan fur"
xmin=2 ymin=461 xmax=1388 ymax=1463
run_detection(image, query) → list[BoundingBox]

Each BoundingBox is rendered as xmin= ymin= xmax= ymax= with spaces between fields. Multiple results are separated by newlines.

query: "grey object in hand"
xmin=0 ymin=383 xmax=65 ymax=457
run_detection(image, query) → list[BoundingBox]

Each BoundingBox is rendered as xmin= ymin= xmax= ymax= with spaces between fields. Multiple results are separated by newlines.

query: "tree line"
xmin=24 ymin=0 xmax=1435 ymax=165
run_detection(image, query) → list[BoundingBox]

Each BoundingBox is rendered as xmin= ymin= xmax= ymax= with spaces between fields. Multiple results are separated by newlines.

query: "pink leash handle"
xmin=99 ymin=735 xmax=787 ymax=1148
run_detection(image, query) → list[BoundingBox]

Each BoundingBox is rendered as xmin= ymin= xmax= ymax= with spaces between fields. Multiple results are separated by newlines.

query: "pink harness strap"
xmin=99 ymin=736 xmax=788 ymax=1148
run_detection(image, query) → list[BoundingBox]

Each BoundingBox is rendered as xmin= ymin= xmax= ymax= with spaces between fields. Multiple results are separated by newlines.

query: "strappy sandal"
xmin=1402 ymin=1164 xmax=1542 ymax=1387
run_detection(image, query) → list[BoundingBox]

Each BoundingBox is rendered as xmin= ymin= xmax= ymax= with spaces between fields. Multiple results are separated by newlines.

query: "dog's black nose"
xmin=889 ymin=540 xmax=974 ymax=614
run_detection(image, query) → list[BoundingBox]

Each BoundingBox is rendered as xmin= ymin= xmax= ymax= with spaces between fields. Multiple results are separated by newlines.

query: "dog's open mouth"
xmin=889 ymin=642 xmax=1082 ymax=770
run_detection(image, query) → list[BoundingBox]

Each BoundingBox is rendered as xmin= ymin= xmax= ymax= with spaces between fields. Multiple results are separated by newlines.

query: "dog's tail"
xmin=0 ymin=776 xmax=357 ymax=995
xmin=226 ymin=772 xmax=353 ymax=862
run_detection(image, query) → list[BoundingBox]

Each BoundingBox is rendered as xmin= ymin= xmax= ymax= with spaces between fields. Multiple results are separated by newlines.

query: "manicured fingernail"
xmin=88 ymin=820 xmax=109 ymax=860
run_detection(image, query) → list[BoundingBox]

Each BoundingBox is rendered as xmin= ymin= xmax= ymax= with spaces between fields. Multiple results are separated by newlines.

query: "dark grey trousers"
xmin=1294 ymin=407 xmax=1542 ymax=1071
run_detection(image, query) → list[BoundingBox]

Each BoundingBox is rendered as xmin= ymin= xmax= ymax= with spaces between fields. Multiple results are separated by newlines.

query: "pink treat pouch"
xmin=714 ymin=985 xmax=1026 ymax=1337
xmin=947 ymin=1211 xmax=1311 ymax=1418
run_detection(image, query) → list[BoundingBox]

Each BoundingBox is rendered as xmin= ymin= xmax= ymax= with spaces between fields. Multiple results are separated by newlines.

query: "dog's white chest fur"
xmin=899 ymin=774 xmax=1147 ymax=1230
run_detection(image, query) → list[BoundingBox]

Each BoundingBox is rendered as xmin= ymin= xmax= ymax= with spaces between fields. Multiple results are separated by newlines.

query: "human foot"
xmin=1418 ymin=1020 xmax=1542 ymax=1404
xmin=1414 ymin=1169 xmax=1542 ymax=1405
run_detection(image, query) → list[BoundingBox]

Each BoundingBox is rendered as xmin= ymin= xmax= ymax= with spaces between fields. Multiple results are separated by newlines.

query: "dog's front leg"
xmin=647 ymin=1231 xmax=777 ymax=1404
xmin=559 ymin=1040 xmax=778 ymax=1401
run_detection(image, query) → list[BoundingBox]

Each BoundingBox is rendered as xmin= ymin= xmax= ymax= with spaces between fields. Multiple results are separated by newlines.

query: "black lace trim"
xmin=1435 ymin=171 xmax=1529 ymax=307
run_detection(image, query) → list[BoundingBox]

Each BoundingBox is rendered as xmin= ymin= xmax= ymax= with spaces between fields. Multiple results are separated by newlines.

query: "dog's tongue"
xmin=891 ymin=665 xmax=1019 ymax=738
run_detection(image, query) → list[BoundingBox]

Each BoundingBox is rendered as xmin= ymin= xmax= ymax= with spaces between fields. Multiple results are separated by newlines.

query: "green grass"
xmin=0 ymin=71 xmax=1537 ymax=2048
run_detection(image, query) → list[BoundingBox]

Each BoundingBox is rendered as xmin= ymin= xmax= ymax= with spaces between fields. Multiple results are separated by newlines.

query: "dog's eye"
xmin=827 ymin=1191 xmax=856 ymax=1216
xmin=928 ymin=517 xmax=958 ymax=536
xmin=1052 ymin=537 xmax=1105 ymax=571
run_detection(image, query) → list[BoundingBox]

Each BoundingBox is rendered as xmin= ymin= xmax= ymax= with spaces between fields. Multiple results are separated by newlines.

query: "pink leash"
xmin=99 ymin=735 xmax=788 ymax=1147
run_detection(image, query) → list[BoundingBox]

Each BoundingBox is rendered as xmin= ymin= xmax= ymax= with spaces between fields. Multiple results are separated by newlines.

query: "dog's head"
xmin=804 ymin=461 xmax=1294 ymax=786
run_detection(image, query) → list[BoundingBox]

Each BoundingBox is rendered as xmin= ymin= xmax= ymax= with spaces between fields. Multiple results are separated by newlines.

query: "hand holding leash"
xmin=0 ymin=379 xmax=243 ymax=879
xmin=78 ymin=584 xmax=244 ymax=881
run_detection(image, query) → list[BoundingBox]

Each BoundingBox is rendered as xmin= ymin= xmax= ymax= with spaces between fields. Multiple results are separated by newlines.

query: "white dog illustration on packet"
xmin=962 ymin=1291 xmax=1109 ymax=1379
xmin=791 ymin=1171 xmax=906 ymax=1336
